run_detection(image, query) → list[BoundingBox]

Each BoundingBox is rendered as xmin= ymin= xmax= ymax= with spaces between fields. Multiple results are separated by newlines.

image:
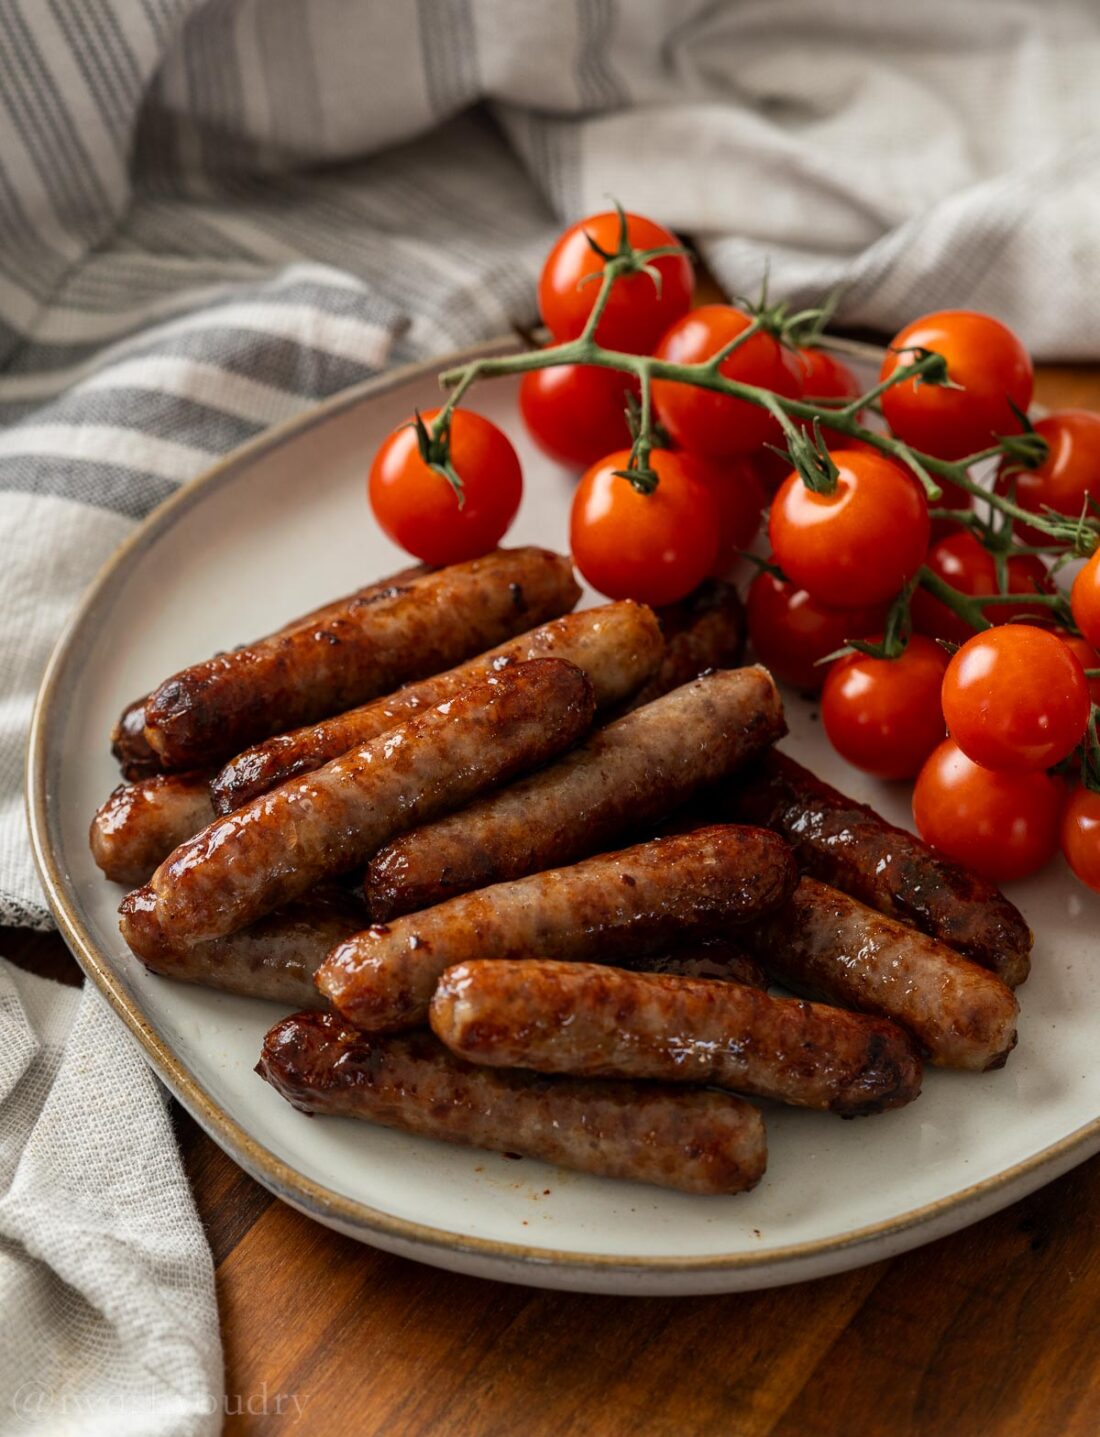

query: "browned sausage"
xmin=365 ymin=666 xmax=785 ymax=921
xmin=142 ymin=548 xmax=580 ymax=767
xmin=131 ymin=658 xmax=595 ymax=947
xmin=319 ymin=825 xmax=797 ymax=1032
xmin=431 ymin=960 xmax=923 ymax=1116
xmin=90 ymin=772 xmax=215 ymax=885
xmin=257 ymin=1012 xmax=767 ymax=1196
xmin=120 ymin=884 xmax=364 ymax=1006
xmin=741 ymin=877 xmax=1019 ymax=1071
xmin=619 ymin=578 xmax=746 ymax=712
xmin=210 ymin=599 xmax=662 ymax=813
xmin=725 ymin=751 xmax=1032 ymax=988
xmin=633 ymin=940 xmax=768 ymax=989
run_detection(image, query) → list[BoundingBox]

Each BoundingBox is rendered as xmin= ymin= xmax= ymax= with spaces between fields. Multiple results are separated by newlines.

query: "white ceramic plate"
xmin=28 ymin=340 xmax=1100 ymax=1296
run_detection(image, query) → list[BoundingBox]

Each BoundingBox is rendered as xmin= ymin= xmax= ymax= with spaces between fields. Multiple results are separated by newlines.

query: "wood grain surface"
xmin=7 ymin=363 xmax=1100 ymax=1436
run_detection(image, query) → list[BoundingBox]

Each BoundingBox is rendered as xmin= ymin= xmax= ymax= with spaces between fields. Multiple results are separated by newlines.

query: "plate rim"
xmin=24 ymin=337 xmax=1100 ymax=1280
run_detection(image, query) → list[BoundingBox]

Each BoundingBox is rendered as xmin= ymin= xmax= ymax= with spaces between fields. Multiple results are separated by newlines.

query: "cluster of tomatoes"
xmin=365 ymin=208 xmax=1100 ymax=898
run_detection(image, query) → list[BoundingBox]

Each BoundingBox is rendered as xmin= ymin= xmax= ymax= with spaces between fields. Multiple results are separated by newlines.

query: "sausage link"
xmin=90 ymin=772 xmax=215 ymax=885
xmin=619 ymin=579 xmax=746 ymax=713
xmin=135 ymin=658 xmax=595 ymax=945
xmin=431 ymin=960 xmax=923 ymax=1116
xmin=257 ymin=1012 xmax=767 ymax=1196
xmin=319 ymin=825 xmax=797 ymax=1032
xmin=366 ymin=666 xmax=785 ymax=921
xmin=632 ymin=940 xmax=768 ymax=989
xmin=726 ymin=751 xmax=1032 ymax=987
xmin=120 ymin=884 xmax=364 ymax=1007
xmin=210 ymin=599 xmax=662 ymax=814
xmin=742 ymin=876 xmax=1019 ymax=1071
xmin=142 ymin=547 xmax=580 ymax=767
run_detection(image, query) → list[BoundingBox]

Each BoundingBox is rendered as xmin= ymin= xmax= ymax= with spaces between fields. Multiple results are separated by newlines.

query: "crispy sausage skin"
xmin=90 ymin=772 xmax=215 ymax=885
xmin=431 ymin=960 xmax=923 ymax=1117
xmin=120 ymin=884 xmax=364 ymax=1007
xmin=319 ymin=825 xmax=797 ymax=1032
xmin=142 ymin=547 xmax=580 ymax=768
xmin=621 ymin=579 xmax=746 ymax=712
xmin=633 ymin=940 xmax=768 ymax=990
xmin=210 ymin=600 xmax=662 ymax=813
xmin=134 ymin=658 xmax=595 ymax=946
xmin=726 ymin=751 xmax=1032 ymax=988
xmin=742 ymin=877 xmax=1019 ymax=1071
xmin=365 ymin=666 xmax=785 ymax=921
xmin=258 ymin=1012 xmax=768 ymax=1196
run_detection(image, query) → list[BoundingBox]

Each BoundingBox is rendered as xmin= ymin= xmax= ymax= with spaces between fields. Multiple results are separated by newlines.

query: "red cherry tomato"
xmin=518 ymin=360 xmax=638 ymax=470
xmin=880 ymin=310 xmax=1033 ymax=461
xmin=910 ymin=529 xmax=1053 ymax=646
xmin=677 ymin=453 xmax=765 ymax=574
xmin=652 ymin=306 xmax=803 ymax=457
xmin=822 ymin=636 xmax=948 ymax=780
xmin=368 ymin=408 xmax=522 ymax=566
xmin=538 ymin=212 xmax=693 ymax=354
xmin=1055 ymin=629 xmax=1100 ymax=704
xmin=569 ymin=448 xmax=718 ymax=606
xmin=941 ymin=626 xmax=1090 ymax=772
xmin=746 ymin=571 xmax=888 ymax=692
xmin=993 ymin=410 xmax=1100 ymax=545
xmin=1061 ymin=784 xmax=1100 ymax=894
xmin=1071 ymin=549 xmax=1100 ymax=648
xmin=768 ymin=450 xmax=930 ymax=608
xmin=913 ymin=738 xmax=1063 ymax=882
xmin=796 ymin=347 xmax=863 ymax=449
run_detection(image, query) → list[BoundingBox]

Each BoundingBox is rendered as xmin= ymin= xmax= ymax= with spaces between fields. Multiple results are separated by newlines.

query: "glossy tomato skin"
xmin=768 ymin=450 xmax=930 ymax=608
xmin=797 ymin=348 xmax=861 ymax=404
xmin=518 ymin=361 xmax=638 ymax=470
xmin=538 ymin=212 xmax=693 ymax=353
xmin=913 ymin=738 xmax=1063 ymax=883
xmin=1061 ymin=785 xmax=1100 ymax=894
xmin=652 ymin=306 xmax=803 ymax=457
xmin=880 ymin=310 xmax=1033 ymax=461
xmin=1055 ymin=629 xmax=1100 ymax=704
xmin=677 ymin=453 xmax=765 ymax=574
xmin=569 ymin=448 xmax=719 ymax=606
xmin=1071 ymin=549 xmax=1100 ymax=648
xmin=821 ymin=635 xmax=948 ymax=780
xmin=910 ymin=529 xmax=1053 ymax=646
xmin=369 ymin=408 xmax=522 ymax=566
xmin=746 ymin=571 xmax=888 ymax=692
xmin=941 ymin=626 xmax=1090 ymax=773
xmin=994 ymin=409 xmax=1100 ymax=545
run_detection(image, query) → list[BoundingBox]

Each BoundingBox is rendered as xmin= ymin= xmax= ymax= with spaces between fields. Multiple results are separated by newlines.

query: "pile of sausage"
xmin=92 ymin=546 xmax=1032 ymax=1197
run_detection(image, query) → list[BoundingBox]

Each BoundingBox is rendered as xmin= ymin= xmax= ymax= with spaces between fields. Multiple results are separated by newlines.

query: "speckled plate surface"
xmin=27 ymin=340 xmax=1100 ymax=1295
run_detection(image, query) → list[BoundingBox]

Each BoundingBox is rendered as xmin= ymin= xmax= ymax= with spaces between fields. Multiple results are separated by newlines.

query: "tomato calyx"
xmin=577 ymin=200 xmax=690 ymax=310
xmin=818 ymin=575 xmax=918 ymax=667
xmin=411 ymin=408 xmax=466 ymax=507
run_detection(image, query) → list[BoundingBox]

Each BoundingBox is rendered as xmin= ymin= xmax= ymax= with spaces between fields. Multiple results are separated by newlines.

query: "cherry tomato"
xmin=746 ymin=571 xmax=888 ymax=692
xmin=1072 ymin=549 xmax=1100 ymax=648
xmin=994 ymin=409 xmax=1100 ymax=545
xmin=796 ymin=347 xmax=863 ymax=449
xmin=1061 ymin=784 xmax=1100 ymax=894
xmin=652 ymin=306 xmax=803 ymax=457
xmin=538 ymin=212 xmax=693 ymax=354
xmin=518 ymin=360 xmax=638 ymax=470
xmin=1055 ymin=629 xmax=1100 ymax=704
xmin=768 ymin=450 xmax=930 ymax=608
xmin=880 ymin=311 xmax=1033 ymax=460
xmin=910 ymin=529 xmax=1053 ymax=646
xmin=678 ymin=453 xmax=765 ymax=574
xmin=569 ymin=448 xmax=719 ymax=606
xmin=368 ymin=408 xmax=522 ymax=566
xmin=913 ymin=738 xmax=1063 ymax=882
xmin=822 ymin=636 xmax=948 ymax=780
xmin=941 ymin=626 xmax=1090 ymax=772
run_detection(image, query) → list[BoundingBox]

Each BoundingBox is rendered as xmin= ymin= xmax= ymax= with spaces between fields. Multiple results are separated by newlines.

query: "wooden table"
xmin=8 ymin=364 xmax=1100 ymax=1437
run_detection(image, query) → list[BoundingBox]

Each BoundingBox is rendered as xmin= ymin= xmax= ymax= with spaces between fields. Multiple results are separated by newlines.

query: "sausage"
xmin=741 ymin=877 xmax=1019 ymax=1071
xmin=319 ymin=825 xmax=797 ymax=1032
xmin=120 ymin=884 xmax=364 ymax=1007
xmin=725 ymin=751 xmax=1032 ymax=988
xmin=620 ymin=578 xmax=746 ymax=713
xmin=430 ymin=960 xmax=923 ymax=1117
xmin=142 ymin=547 xmax=581 ymax=767
xmin=365 ymin=666 xmax=785 ymax=921
xmin=132 ymin=658 xmax=596 ymax=946
xmin=210 ymin=599 xmax=663 ymax=814
xmin=257 ymin=1012 xmax=767 ymax=1196
xmin=111 ymin=561 xmax=431 ymax=777
xmin=632 ymin=940 xmax=768 ymax=990
xmin=90 ymin=772 xmax=215 ymax=885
